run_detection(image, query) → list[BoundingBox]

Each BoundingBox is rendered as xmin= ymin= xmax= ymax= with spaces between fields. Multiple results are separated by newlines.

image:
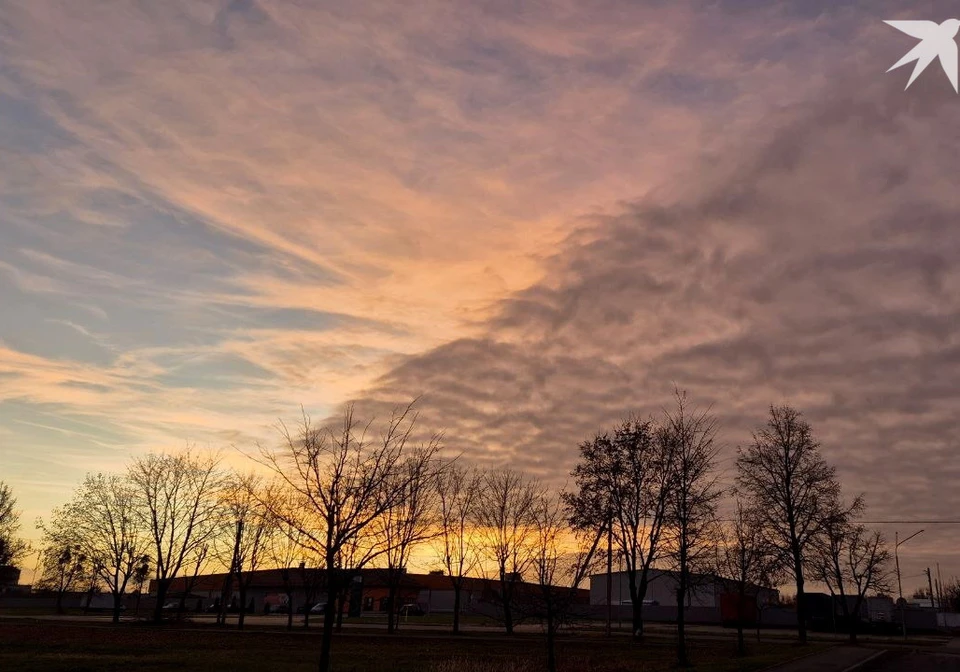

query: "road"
xmin=869 ymin=650 xmax=960 ymax=671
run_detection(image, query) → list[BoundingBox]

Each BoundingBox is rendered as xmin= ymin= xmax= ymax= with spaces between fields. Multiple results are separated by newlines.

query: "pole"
xmin=937 ymin=563 xmax=945 ymax=612
xmin=894 ymin=528 xmax=924 ymax=640
xmin=618 ymin=553 xmax=623 ymax=631
xmin=605 ymin=520 xmax=612 ymax=637
xmin=926 ymin=569 xmax=935 ymax=610
xmin=895 ymin=532 xmax=903 ymax=639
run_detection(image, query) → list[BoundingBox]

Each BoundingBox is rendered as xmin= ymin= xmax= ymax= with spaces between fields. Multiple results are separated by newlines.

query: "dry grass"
xmin=0 ymin=618 xmax=826 ymax=672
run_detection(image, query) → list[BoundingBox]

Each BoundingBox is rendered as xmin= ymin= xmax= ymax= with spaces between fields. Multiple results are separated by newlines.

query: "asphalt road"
xmin=870 ymin=651 xmax=960 ymax=671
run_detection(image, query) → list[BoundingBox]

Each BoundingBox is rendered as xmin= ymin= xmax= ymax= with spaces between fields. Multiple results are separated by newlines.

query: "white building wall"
xmin=590 ymin=570 xmax=717 ymax=608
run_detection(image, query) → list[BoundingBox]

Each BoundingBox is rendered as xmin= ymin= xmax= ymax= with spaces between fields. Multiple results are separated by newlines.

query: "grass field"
xmin=0 ymin=619 xmax=828 ymax=672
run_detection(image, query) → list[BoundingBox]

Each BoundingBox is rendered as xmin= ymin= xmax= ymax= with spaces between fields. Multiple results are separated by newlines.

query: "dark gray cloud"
xmin=3 ymin=0 xmax=960 ymax=588
xmin=351 ymin=67 xmax=960 ymax=581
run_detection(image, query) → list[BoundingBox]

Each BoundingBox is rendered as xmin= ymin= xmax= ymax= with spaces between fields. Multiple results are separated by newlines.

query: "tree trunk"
xmin=836 ymin=589 xmax=848 ymax=642
xmin=335 ymin=591 xmax=345 ymax=632
xmin=286 ymin=590 xmax=294 ymax=631
xmin=631 ymin=599 xmax=643 ymax=639
xmin=317 ymin=560 xmax=338 ymax=672
xmin=452 ymin=584 xmax=462 ymax=634
xmin=756 ymin=601 xmax=763 ymax=643
xmin=176 ymin=593 xmax=187 ymax=621
xmin=631 ymin=571 xmax=649 ymax=639
xmin=546 ymin=606 xmax=557 ymax=672
xmin=502 ymin=580 xmax=514 ymax=635
xmin=318 ymin=602 xmax=335 ymax=671
xmin=237 ymin=583 xmax=246 ymax=630
xmin=387 ymin=582 xmax=398 ymax=633
xmin=736 ymin=587 xmax=746 ymax=656
xmin=112 ymin=591 xmax=122 ymax=624
xmin=153 ymin=578 xmax=167 ymax=622
xmin=792 ymin=549 xmax=807 ymax=645
xmin=847 ymin=595 xmax=863 ymax=644
xmin=677 ymin=580 xmax=689 ymax=667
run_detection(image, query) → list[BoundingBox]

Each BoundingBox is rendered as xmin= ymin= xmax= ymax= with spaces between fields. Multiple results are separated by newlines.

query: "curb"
xmin=839 ymin=649 xmax=890 ymax=672
xmin=755 ymin=645 xmax=837 ymax=672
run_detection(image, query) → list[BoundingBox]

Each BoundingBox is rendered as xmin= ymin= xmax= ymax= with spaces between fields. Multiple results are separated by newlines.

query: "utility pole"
xmin=894 ymin=528 xmax=924 ymax=640
xmin=926 ymin=568 xmax=935 ymax=610
xmin=605 ymin=517 xmax=612 ymax=637
xmin=937 ymin=563 xmax=945 ymax=612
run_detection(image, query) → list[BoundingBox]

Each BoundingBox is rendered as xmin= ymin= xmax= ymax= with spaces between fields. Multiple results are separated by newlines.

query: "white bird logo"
xmin=885 ymin=19 xmax=960 ymax=93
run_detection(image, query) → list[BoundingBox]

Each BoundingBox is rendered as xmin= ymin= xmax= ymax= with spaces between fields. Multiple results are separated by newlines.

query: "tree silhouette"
xmin=737 ymin=406 xmax=841 ymax=645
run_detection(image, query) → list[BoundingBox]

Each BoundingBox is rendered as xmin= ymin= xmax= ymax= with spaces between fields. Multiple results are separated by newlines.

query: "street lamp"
xmin=895 ymin=529 xmax=924 ymax=640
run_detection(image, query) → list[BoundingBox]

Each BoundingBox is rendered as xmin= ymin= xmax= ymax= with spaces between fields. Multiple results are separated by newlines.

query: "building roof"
xmin=152 ymin=567 xmax=587 ymax=599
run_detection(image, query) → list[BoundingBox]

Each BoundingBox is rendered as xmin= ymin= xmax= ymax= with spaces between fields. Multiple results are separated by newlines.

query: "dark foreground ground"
xmin=869 ymin=650 xmax=960 ymax=672
xmin=0 ymin=619 xmax=826 ymax=672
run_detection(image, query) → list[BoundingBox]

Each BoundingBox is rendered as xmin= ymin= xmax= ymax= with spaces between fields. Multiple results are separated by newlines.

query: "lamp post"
xmin=895 ymin=528 xmax=924 ymax=640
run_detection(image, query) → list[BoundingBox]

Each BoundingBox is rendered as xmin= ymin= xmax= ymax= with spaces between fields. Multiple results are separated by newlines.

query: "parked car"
xmin=616 ymin=599 xmax=659 ymax=606
xmin=309 ymin=602 xmax=328 ymax=614
xmin=399 ymin=603 xmax=424 ymax=617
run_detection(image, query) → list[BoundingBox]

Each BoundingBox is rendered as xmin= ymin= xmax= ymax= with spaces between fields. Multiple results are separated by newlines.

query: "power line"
xmin=859 ymin=520 xmax=960 ymax=525
xmin=713 ymin=518 xmax=960 ymax=524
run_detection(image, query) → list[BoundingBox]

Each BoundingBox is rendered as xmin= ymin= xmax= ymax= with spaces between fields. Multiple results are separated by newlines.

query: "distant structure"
xmin=0 ymin=565 xmax=21 ymax=594
xmin=589 ymin=568 xmax=779 ymax=626
xmin=150 ymin=568 xmax=588 ymax=618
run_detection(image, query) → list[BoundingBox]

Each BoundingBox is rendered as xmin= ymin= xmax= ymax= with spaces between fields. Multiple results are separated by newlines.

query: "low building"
xmin=151 ymin=568 xmax=586 ymax=617
xmin=0 ymin=565 xmax=21 ymax=593
xmin=589 ymin=569 xmax=779 ymax=626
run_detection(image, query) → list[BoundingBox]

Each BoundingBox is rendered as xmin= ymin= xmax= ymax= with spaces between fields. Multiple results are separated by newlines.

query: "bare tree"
xmin=531 ymin=492 xmax=604 ymax=672
xmin=263 ymin=484 xmax=305 ymax=630
xmin=80 ymin=556 xmax=104 ymax=614
xmin=736 ymin=405 xmax=842 ymax=644
xmin=474 ymin=468 xmax=541 ymax=635
xmin=63 ymin=473 xmax=151 ymax=623
xmin=435 ymin=462 xmax=482 ymax=634
xmin=215 ymin=474 xmax=275 ymax=629
xmin=942 ymin=580 xmax=960 ymax=612
xmin=256 ymin=402 xmax=426 ymax=672
xmin=333 ymin=523 xmax=380 ymax=631
xmin=564 ymin=419 xmax=675 ymax=639
xmin=812 ymin=501 xmax=890 ymax=643
xmin=298 ymin=554 xmax=326 ymax=629
xmin=35 ymin=524 xmax=87 ymax=614
xmin=718 ymin=498 xmax=782 ymax=656
xmin=661 ymin=392 xmax=722 ymax=668
xmin=131 ymin=555 xmax=151 ymax=618
xmin=268 ymin=528 xmax=302 ymax=629
xmin=177 ymin=541 xmax=214 ymax=618
xmin=374 ymin=440 xmax=443 ymax=633
xmin=0 ymin=482 xmax=28 ymax=568
xmin=127 ymin=449 xmax=224 ymax=622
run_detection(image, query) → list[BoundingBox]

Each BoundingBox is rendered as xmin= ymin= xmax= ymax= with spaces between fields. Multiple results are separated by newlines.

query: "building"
xmin=589 ymin=569 xmax=779 ymax=625
xmin=151 ymin=568 xmax=586 ymax=617
xmin=0 ymin=565 xmax=21 ymax=593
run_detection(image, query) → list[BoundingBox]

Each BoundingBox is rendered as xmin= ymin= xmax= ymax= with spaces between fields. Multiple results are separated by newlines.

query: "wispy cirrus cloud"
xmin=2 ymin=0 xmax=960 ymax=582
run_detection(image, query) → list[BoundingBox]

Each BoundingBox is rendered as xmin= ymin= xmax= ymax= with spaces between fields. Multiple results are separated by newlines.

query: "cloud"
xmin=342 ymin=14 xmax=960 ymax=587
xmin=2 ymin=0 xmax=960 ymax=587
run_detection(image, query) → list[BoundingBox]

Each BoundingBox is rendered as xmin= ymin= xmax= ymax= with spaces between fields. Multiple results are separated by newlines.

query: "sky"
xmin=2 ymin=0 xmax=960 ymax=591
